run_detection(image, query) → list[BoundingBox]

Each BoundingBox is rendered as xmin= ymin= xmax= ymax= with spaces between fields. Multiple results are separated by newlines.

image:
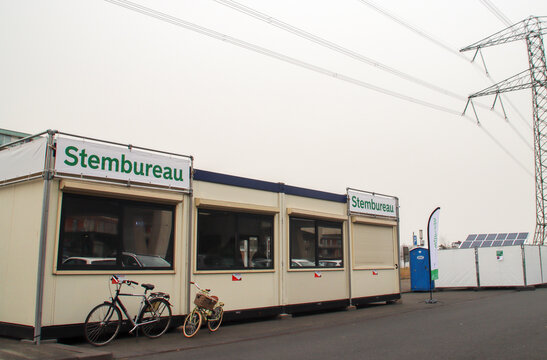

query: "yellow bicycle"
xmin=182 ymin=281 xmax=224 ymax=337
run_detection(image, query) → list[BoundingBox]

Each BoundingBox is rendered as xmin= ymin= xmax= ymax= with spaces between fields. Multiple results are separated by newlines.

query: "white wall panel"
xmin=542 ymin=246 xmax=547 ymax=284
xmin=436 ymin=249 xmax=477 ymax=288
xmin=478 ymin=247 xmax=525 ymax=287
xmin=524 ymin=246 xmax=542 ymax=286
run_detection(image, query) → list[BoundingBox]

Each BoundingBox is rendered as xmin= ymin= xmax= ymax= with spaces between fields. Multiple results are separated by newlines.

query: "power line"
xmin=480 ymin=126 xmax=533 ymax=177
xmin=355 ymin=0 xmax=465 ymax=60
xmin=103 ymin=0 xmax=461 ymax=115
xmin=479 ymin=0 xmax=512 ymax=26
xmin=213 ymin=0 xmax=463 ymax=101
xmin=102 ymin=0 xmax=533 ymax=176
xmin=215 ymin=0 xmax=533 ymax=151
xmin=355 ymin=0 xmax=534 ymax=144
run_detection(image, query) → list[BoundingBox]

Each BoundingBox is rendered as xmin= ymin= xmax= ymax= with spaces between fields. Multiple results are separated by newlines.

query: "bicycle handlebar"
xmin=189 ymin=281 xmax=210 ymax=292
xmin=111 ymin=275 xmax=138 ymax=287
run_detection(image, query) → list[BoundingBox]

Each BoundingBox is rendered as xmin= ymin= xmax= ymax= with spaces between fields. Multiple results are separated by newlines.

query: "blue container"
xmin=410 ymin=247 xmax=435 ymax=292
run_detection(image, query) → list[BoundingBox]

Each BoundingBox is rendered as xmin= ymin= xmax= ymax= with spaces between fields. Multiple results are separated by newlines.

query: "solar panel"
xmin=471 ymin=241 xmax=483 ymax=248
xmin=507 ymin=233 xmax=518 ymax=240
xmin=496 ymin=233 xmax=507 ymax=240
xmin=461 ymin=232 xmax=529 ymax=248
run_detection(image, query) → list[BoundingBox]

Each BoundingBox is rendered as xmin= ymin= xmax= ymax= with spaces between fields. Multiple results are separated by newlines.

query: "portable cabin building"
xmin=0 ymin=130 xmax=401 ymax=341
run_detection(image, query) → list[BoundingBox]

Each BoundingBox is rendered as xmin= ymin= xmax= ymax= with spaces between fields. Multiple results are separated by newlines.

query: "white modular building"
xmin=0 ymin=131 xmax=401 ymax=340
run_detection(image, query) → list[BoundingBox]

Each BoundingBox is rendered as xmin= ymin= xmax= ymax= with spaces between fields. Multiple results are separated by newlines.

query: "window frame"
xmin=195 ymin=208 xmax=275 ymax=272
xmin=56 ymin=192 xmax=176 ymax=272
xmin=289 ymin=216 xmax=344 ymax=269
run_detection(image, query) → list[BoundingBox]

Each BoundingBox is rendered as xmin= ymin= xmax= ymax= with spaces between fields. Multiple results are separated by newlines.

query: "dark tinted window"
xmin=58 ymin=193 xmax=174 ymax=270
xmin=290 ymin=217 xmax=343 ymax=268
xmin=197 ymin=209 xmax=274 ymax=270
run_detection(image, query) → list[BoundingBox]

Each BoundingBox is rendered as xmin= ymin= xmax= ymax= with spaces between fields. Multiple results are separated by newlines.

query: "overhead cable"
xmin=479 ymin=0 xmax=512 ymax=26
xmin=214 ymin=0 xmax=463 ymax=101
xmin=355 ymin=0 xmax=465 ymax=60
xmin=104 ymin=0 xmax=461 ymax=115
xmin=356 ymin=0 xmax=533 ymax=141
xmin=215 ymin=0 xmax=532 ymax=151
xmin=480 ymin=126 xmax=533 ymax=177
xmin=103 ymin=0 xmax=533 ymax=176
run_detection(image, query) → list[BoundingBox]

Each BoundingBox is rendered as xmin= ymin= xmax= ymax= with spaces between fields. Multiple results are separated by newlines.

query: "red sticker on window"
xmin=232 ymin=273 xmax=242 ymax=281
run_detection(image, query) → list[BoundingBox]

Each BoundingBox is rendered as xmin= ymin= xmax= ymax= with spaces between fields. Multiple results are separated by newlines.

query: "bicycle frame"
xmin=182 ymin=281 xmax=224 ymax=337
xmin=190 ymin=282 xmax=223 ymax=319
xmin=109 ymin=283 xmax=161 ymax=333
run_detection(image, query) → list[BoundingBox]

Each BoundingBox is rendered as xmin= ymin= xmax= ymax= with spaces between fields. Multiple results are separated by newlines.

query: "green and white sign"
xmin=55 ymin=137 xmax=191 ymax=190
xmin=428 ymin=207 xmax=440 ymax=281
xmin=496 ymin=250 xmax=504 ymax=261
xmin=347 ymin=189 xmax=397 ymax=218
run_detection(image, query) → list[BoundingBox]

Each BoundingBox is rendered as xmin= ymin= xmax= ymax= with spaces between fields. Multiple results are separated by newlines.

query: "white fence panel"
xmin=478 ymin=246 xmax=525 ymax=287
xmin=541 ymin=246 xmax=547 ymax=284
xmin=524 ymin=246 xmax=542 ymax=286
xmin=436 ymin=248 xmax=477 ymax=288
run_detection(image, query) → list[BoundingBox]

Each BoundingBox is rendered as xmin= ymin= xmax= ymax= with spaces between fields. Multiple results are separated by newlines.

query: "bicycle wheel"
xmin=207 ymin=306 xmax=223 ymax=332
xmin=84 ymin=302 xmax=122 ymax=346
xmin=138 ymin=298 xmax=172 ymax=338
xmin=182 ymin=308 xmax=202 ymax=338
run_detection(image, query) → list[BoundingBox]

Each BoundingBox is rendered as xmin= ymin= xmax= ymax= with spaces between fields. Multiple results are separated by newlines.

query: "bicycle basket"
xmin=194 ymin=293 xmax=217 ymax=310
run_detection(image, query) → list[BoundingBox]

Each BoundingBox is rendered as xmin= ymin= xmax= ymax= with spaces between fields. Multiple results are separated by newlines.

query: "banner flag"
xmin=427 ymin=207 xmax=441 ymax=281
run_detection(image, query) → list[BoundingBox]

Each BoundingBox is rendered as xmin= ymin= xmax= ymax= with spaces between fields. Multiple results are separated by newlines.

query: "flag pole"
xmin=426 ymin=207 xmax=440 ymax=304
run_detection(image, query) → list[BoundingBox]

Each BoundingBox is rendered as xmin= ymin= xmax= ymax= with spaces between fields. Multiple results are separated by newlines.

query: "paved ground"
xmin=0 ymin=338 xmax=111 ymax=360
xmin=3 ymin=282 xmax=545 ymax=360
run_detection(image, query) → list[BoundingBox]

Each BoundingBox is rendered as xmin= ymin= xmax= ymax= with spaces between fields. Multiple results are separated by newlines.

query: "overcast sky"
xmin=2 ymin=0 xmax=546 ymax=247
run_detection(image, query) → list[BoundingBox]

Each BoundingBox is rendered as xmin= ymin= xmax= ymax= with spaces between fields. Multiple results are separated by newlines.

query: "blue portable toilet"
xmin=410 ymin=247 xmax=435 ymax=292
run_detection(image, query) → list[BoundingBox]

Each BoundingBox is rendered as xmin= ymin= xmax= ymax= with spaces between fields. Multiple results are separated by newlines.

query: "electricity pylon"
xmin=461 ymin=16 xmax=547 ymax=244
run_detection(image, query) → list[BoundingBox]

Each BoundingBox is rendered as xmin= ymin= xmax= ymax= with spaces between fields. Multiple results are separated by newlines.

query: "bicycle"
xmin=84 ymin=275 xmax=172 ymax=346
xmin=182 ymin=281 xmax=224 ymax=337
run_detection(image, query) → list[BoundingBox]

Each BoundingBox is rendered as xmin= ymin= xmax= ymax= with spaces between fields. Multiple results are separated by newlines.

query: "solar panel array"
xmin=459 ymin=232 xmax=529 ymax=249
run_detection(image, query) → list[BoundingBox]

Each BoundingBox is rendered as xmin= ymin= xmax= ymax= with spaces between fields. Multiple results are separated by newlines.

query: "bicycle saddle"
xmin=141 ymin=283 xmax=155 ymax=291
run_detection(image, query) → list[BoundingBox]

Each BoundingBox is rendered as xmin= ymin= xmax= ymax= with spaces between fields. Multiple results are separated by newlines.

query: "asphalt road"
xmin=134 ymin=288 xmax=547 ymax=360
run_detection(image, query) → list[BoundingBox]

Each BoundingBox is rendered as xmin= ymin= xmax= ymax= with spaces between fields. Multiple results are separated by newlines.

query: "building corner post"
xmin=34 ymin=130 xmax=56 ymax=345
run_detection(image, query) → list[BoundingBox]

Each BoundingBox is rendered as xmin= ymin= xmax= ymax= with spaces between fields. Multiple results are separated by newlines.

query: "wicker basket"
xmin=194 ymin=293 xmax=217 ymax=310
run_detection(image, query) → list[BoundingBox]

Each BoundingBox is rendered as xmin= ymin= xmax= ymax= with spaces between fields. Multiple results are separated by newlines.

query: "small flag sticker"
xmin=314 ymin=272 xmax=322 ymax=278
xmin=232 ymin=273 xmax=242 ymax=281
xmin=372 ymin=271 xmax=378 ymax=276
xmin=111 ymin=275 xmax=125 ymax=284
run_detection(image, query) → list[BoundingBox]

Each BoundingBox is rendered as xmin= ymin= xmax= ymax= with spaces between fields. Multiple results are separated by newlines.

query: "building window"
xmin=290 ymin=217 xmax=343 ymax=268
xmin=58 ymin=193 xmax=175 ymax=270
xmin=197 ymin=209 xmax=274 ymax=270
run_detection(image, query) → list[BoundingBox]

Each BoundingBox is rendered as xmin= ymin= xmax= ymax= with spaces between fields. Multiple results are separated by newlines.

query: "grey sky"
xmin=1 ymin=0 xmax=546 ymax=246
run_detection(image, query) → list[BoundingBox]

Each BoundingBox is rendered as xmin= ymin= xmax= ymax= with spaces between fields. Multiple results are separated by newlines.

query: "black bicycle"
xmin=84 ymin=275 xmax=172 ymax=346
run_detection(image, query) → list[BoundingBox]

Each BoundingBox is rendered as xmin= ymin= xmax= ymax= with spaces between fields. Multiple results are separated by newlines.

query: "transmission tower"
xmin=461 ymin=16 xmax=547 ymax=245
